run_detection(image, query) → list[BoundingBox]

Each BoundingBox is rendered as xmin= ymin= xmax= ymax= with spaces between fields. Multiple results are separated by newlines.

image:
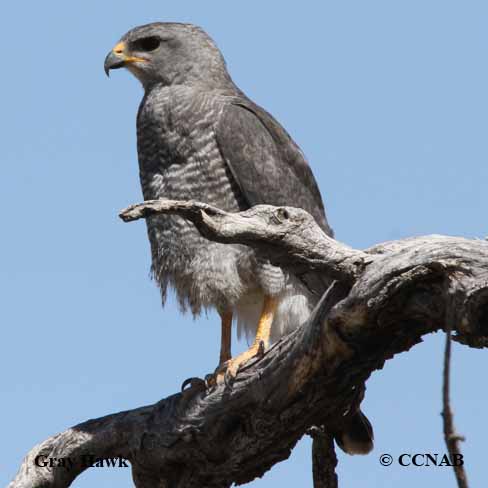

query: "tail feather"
xmin=335 ymin=409 xmax=374 ymax=455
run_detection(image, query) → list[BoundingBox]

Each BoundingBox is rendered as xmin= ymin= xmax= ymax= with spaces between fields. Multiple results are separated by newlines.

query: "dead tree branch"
xmin=308 ymin=426 xmax=338 ymax=488
xmin=443 ymin=326 xmax=469 ymax=488
xmin=10 ymin=199 xmax=488 ymax=488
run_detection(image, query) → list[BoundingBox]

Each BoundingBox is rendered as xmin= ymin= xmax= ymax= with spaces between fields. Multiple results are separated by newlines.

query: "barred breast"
xmin=136 ymin=85 xmax=251 ymax=314
xmin=136 ymin=85 xmax=313 ymax=341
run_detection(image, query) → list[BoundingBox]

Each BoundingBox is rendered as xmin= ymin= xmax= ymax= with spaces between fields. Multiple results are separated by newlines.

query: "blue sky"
xmin=2 ymin=1 xmax=487 ymax=487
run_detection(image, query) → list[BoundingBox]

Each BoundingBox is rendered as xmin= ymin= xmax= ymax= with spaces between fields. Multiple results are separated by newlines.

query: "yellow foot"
xmin=212 ymin=295 xmax=277 ymax=386
xmin=204 ymin=341 xmax=266 ymax=388
xmin=224 ymin=340 xmax=266 ymax=380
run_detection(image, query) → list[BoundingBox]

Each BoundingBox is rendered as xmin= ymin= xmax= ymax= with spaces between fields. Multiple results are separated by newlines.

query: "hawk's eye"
xmin=133 ymin=36 xmax=161 ymax=52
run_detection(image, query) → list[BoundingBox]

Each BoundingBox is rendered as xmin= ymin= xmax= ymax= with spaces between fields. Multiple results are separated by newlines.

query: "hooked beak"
xmin=104 ymin=51 xmax=125 ymax=76
xmin=104 ymin=42 xmax=147 ymax=77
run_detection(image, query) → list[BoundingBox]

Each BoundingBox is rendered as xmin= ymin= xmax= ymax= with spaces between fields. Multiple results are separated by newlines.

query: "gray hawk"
xmin=104 ymin=22 xmax=373 ymax=455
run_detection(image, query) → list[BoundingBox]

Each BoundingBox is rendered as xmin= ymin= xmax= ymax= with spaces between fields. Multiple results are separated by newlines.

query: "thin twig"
xmin=308 ymin=426 xmax=338 ymax=488
xmin=442 ymin=326 xmax=469 ymax=488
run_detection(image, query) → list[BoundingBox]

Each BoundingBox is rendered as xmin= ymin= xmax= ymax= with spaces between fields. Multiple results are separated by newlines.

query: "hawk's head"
xmin=104 ymin=22 xmax=231 ymax=89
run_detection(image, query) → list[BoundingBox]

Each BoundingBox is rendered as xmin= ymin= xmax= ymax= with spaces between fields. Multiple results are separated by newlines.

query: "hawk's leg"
xmin=219 ymin=311 xmax=232 ymax=365
xmin=205 ymin=311 xmax=233 ymax=387
xmin=226 ymin=295 xmax=279 ymax=378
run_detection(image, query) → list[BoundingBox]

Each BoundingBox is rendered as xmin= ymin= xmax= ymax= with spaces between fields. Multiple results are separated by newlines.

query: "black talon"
xmin=181 ymin=377 xmax=206 ymax=392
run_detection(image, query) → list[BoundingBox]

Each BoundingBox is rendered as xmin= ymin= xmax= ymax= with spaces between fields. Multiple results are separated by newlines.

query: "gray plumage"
xmin=105 ymin=22 xmax=373 ymax=454
xmin=111 ymin=22 xmax=333 ymax=342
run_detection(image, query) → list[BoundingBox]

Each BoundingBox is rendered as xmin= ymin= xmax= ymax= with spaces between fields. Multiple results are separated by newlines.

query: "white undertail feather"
xmin=235 ymin=276 xmax=314 ymax=345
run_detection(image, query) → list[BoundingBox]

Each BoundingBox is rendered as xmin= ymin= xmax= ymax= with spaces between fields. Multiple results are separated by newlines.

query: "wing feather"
xmin=215 ymin=100 xmax=333 ymax=237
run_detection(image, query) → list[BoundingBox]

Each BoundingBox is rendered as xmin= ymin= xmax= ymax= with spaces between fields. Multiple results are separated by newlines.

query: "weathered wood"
xmin=120 ymin=199 xmax=368 ymax=283
xmin=10 ymin=199 xmax=488 ymax=488
xmin=309 ymin=426 xmax=338 ymax=488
